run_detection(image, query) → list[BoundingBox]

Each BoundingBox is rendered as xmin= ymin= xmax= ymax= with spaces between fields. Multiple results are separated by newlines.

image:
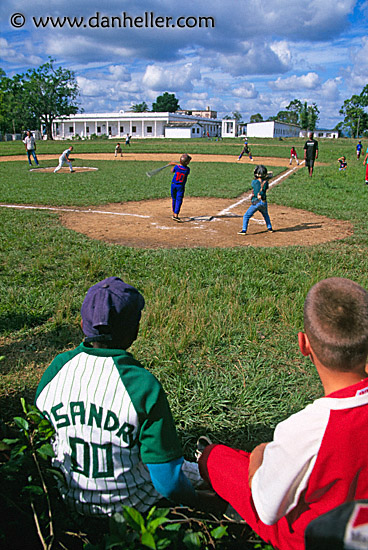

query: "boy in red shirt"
xmin=198 ymin=277 xmax=368 ymax=550
xmin=289 ymin=146 xmax=299 ymax=165
xmin=170 ymin=154 xmax=191 ymax=222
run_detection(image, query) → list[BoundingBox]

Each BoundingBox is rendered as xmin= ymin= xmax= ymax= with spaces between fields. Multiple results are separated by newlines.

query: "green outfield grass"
xmin=1 ymin=137 xmax=367 ymax=549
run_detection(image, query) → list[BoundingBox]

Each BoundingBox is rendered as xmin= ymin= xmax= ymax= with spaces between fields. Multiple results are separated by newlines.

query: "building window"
xmin=192 ymin=128 xmax=196 ymax=133
xmin=197 ymin=128 xmax=200 ymax=133
xmin=147 ymin=126 xmax=152 ymax=133
xmin=97 ymin=126 xmax=101 ymax=133
xmin=132 ymin=126 xmax=136 ymax=133
xmin=69 ymin=127 xmax=73 ymax=133
xmin=120 ymin=126 xmax=124 ymax=133
xmin=86 ymin=127 xmax=89 ymax=133
xmin=108 ymin=126 xmax=112 ymax=135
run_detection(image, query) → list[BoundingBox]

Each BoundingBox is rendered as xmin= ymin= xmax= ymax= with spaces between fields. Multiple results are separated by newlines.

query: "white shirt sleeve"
xmin=251 ymin=400 xmax=330 ymax=525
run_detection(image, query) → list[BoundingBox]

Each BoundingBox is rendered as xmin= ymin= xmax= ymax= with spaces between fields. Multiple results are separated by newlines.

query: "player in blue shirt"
xmin=170 ymin=154 xmax=191 ymax=222
xmin=357 ymin=141 xmax=363 ymax=160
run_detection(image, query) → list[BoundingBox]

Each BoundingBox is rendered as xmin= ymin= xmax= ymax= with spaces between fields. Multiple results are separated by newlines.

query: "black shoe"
xmin=237 ymin=230 xmax=247 ymax=235
xmin=268 ymin=229 xmax=274 ymax=233
xmin=195 ymin=435 xmax=213 ymax=461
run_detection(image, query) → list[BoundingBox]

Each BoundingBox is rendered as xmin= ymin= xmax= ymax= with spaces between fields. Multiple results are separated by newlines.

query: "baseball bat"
xmin=146 ymin=163 xmax=172 ymax=178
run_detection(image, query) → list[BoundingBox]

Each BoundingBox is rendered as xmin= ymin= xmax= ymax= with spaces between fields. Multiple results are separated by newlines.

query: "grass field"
xmin=1 ymin=136 xmax=367 ymax=548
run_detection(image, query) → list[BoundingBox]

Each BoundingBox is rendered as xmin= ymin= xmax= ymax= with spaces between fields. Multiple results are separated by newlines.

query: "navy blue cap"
xmin=81 ymin=277 xmax=145 ymax=343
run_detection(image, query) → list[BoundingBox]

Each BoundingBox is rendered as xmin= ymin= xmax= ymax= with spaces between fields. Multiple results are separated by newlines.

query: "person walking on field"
xmin=54 ymin=146 xmax=75 ymax=173
xmin=23 ymin=130 xmax=39 ymax=167
xmin=303 ymin=132 xmax=319 ymax=177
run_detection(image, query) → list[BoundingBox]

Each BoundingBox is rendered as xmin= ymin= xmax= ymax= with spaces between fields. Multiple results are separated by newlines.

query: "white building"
xmin=52 ymin=111 xmax=221 ymax=140
xmin=246 ymin=120 xmax=301 ymax=139
xmin=314 ymin=129 xmax=339 ymax=139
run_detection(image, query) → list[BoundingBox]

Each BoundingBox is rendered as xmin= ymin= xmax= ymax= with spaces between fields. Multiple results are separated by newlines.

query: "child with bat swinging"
xmin=170 ymin=153 xmax=192 ymax=222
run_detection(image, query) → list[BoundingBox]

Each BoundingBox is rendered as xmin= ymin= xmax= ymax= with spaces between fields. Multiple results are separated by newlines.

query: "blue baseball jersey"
xmin=171 ymin=165 xmax=190 ymax=186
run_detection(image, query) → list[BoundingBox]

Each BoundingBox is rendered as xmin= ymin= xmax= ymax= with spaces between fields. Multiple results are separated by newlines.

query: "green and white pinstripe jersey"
xmin=35 ymin=343 xmax=191 ymax=516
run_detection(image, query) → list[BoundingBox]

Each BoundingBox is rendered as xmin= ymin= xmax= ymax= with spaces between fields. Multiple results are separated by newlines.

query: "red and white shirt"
xmin=252 ymin=378 xmax=368 ymax=527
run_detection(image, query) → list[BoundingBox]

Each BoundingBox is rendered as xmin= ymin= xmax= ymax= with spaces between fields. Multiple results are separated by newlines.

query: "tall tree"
xmin=21 ymin=59 xmax=80 ymax=139
xmin=131 ymin=101 xmax=149 ymax=112
xmin=285 ymin=99 xmax=319 ymax=131
xmin=250 ymin=113 xmax=263 ymax=123
xmin=0 ymin=70 xmax=37 ymax=134
xmin=339 ymin=85 xmax=368 ymax=137
xmin=232 ymin=110 xmax=243 ymax=122
xmin=152 ymin=92 xmax=180 ymax=112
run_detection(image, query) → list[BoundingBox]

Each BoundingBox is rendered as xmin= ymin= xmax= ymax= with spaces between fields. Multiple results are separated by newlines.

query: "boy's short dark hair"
xmin=304 ymin=278 xmax=368 ymax=371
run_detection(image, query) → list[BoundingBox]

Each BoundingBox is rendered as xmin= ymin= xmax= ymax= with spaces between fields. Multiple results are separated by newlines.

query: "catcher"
xmin=54 ymin=146 xmax=75 ymax=173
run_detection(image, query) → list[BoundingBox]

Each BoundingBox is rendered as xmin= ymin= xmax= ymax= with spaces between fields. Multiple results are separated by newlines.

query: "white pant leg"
xmin=54 ymin=157 xmax=64 ymax=173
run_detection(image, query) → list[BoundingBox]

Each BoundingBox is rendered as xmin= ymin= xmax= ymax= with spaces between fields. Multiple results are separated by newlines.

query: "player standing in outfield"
xmin=289 ymin=146 xmax=299 ymax=165
xmin=363 ymin=146 xmax=368 ymax=185
xmin=23 ymin=130 xmax=39 ymax=167
xmin=238 ymin=165 xmax=273 ymax=236
xmin=35 ymin=277 xmax=203 ymax=517
xmin=357 ymin=140 xmax=363 ymax=160
xmin=170 ymin=153 xmax=191 ymax=222
xmin=303 ymin=132 xmax=319 ymax=177
xmin=114 ymin=143 xmax=123 ymax=158
xmin=54 ymin=146 xmax=74 ymax=173
xmin=197 ymin=277 xmax=368 ymax=550
xmin=238 ymin=140 xmax=253 ymax=161
xmin=125 ymin=134 xmax=131 ymax=146
xmin=337 ymin=156 xmax=347 ymax=171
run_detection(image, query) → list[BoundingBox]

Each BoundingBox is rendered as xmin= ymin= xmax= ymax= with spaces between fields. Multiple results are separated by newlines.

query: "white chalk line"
xmin=215 ymin=163 xmax=304 ymax=217
xmin=0 ymin=204 xmax=150 ymax=219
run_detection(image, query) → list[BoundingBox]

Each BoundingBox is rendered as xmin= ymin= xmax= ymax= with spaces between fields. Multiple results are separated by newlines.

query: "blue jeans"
xmin=26 ymin=149 xmax=39 ymax=165
xmin=242 ymin=200 xmax=272 ymax=232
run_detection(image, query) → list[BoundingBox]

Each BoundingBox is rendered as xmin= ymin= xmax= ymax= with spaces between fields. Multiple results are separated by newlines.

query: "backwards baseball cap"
xmin=81 ymin=277 xmax=145 ymax=344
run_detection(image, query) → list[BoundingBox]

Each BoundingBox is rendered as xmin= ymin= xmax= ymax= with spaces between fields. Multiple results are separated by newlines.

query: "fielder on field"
xmin=114 ymin=143 xmax=123 ymax=158
xmin=54 ymin=146 xmax=75 ymax=173
xmin=289 ymin=146 xmax=299 ymax=165
xmin=238 ymin=140 xmax=253 ymax=161
xmin=35 ymin=277 xmax=203 ymax=517
xmin=170 ymin=153 xmax=192 ymax=222
xmin=338 ymin=156 xmax=347 ymax=171
xmin=356 ymin=140 xmax=362 ymax=160
xmin=198 ymin=277 xmax=368 ymax=550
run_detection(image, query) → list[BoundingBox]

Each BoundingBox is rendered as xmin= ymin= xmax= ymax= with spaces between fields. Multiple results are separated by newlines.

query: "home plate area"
xmin=58 ymin=196 xmax=353 ymax=249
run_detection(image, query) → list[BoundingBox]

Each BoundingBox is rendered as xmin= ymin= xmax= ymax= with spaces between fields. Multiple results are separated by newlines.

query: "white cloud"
xmin=232 ymin=84 xmax=258 ymax=99
xmin=142 ymin=63 xmax=200 ymax=92
xmin=0 ymin=38 xmax=42 ymax=67
xmin=269 ymin=72 xmax=320 ymax=91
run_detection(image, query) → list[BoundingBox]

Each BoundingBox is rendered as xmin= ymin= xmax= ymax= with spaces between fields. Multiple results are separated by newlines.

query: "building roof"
xmin=165 ymin=122 xmax=202 ymax=128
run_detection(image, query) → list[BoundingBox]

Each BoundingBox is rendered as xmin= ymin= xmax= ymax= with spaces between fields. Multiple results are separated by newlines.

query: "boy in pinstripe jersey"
xmin=36 ymin=277 xmax=202 ymax=517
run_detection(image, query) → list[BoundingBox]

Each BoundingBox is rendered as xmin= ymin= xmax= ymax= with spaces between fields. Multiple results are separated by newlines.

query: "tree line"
xmin=0 ymin=60 xmax=367 ymax=138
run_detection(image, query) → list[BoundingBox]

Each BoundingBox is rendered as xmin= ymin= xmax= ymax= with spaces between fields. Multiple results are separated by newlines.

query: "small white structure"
xmin=164 ymin=122 xmax=203 ymax=139
xmin=247 ymin=120 xmax=300 ymax=138
xmin=314 ymin=129 xmax=339 ymax=139
xmin=221 ymin=119 xmax=238 ymax=138
xmin=52 ymin=111 xmax=221 ymax=140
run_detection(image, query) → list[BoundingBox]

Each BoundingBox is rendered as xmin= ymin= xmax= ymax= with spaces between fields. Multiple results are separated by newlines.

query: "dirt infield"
xmin=58 ymin=197 xmax=352 ymax=249
xmin=29 ymin=166 xmax=98 ymax=173
xmin=1 ymin=153 xmax=351 ymax=249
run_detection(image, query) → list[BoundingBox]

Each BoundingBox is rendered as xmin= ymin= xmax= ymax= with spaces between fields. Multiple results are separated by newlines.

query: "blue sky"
xmin=1 ymin=0 xmax=367 ymax=127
